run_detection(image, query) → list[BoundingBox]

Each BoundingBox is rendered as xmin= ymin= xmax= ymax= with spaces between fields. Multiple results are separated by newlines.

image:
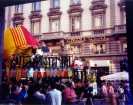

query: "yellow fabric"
xmin=4 ymin=27 xmax=30 ymax=59
xmin=4 ymin=28 xmax=16 ymax=58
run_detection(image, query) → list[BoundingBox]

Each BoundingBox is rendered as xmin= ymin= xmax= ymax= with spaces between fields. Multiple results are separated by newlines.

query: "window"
xmin=50 ymin=19 xmax=60 ymax=32
xmin=71 ymin=16 xmax=81 ymax=32
xmin=93 ymin=14 xmax=105 ymax=28
xmin=15 ymin=5 xmax=23 ymax=13
xmin=71 ymin=0 xmax=80 ymax=5
xmin=31 ymin=21 xmax=41 ymax=35
xmin=32 ymin=2 xmax=41 ymax=11
xmin=93 ymin=43 xmax=106 ymax=54
xmin=122 ymin=43 xmax=127 ymax=53
xmin=52 ymin=0 xmax=60 ymax=8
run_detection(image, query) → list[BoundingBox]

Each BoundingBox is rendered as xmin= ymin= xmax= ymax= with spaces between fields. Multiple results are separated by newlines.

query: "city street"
xmin=0 ymin=0 xmax=132 ymax=105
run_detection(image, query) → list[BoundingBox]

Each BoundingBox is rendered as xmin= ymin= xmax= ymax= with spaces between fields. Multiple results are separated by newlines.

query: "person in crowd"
xmin=118 ymin=83 xmax=125 ymax=105
xmin=101 ymin=81 xmax=108 ymax=102
xmin=57 ymin=58 xmax=60 ymax=69
xmin=45 ymin=82 xmax=62 ymax=105
xmin=75 ymin=80 xmax=85 ymax=98
xmin=123 ymin=81 xmax=129 ymax=105
xmin=80 ymin=81 xmax=93 ymax=105
xmin=23 ymin=82 xmax=46 ymax=105
xmin=63 ymin=81 xmax=77 ymax=104
xmin=41 ymin=42 xmax=49 ymax=56
xmin=9 ymin=82 xmax=22 ymax=101
xmin=107 ymin=82 xmax=117 ymax=105
xmin=16 ymin=84 xmax=28 ymax=105
xmin=32 ymin=83 xmax=46 ymax=105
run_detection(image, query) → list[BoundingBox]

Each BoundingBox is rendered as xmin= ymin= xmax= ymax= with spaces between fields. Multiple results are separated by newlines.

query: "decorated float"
xmin=3 ymin=26 xmax=73 ymax=81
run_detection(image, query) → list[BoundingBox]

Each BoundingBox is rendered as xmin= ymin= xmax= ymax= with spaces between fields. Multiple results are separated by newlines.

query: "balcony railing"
xmin=114 ymin=24 xmax=126 ymax=34
xmin=40 ymin=31 xmax=66 ymax=40
xmin=90 ymin=27 xmax=113 ymax=37
xmin=82 ymin=49 xmax=106 ymax=55
xmin=37 ymin=24 xmax=126 ymax=40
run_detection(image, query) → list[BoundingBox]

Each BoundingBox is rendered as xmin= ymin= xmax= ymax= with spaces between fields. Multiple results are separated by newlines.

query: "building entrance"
xmin=90 ymin=66 xmax=109 ymax=87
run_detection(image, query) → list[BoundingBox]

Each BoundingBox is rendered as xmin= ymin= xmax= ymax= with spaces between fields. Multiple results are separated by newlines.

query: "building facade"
xmin=5 ymin=0 xmax=127 ymax=75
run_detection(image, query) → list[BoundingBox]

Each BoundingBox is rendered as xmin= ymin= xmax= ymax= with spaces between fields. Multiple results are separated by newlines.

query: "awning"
xmin=100 ymin=71 xmax=129 ymax=81
xmin=4 ymin=26 xmax=39 ymax=59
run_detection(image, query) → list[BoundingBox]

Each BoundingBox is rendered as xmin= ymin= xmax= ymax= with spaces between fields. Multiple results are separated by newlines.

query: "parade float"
xmin=3 ymin=26 xmax=38 ymax=81
xmin=3 ymin=26 xmax=73 ymax=81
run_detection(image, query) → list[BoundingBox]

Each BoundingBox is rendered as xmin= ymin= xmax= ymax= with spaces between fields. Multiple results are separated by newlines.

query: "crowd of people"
xmin=101 ymin=81 xmax=131 ymax=105
xmin=0 ymin=76 xmax=131 ymax=105
xmin=0 ymin=77 xmax=94 ymax=105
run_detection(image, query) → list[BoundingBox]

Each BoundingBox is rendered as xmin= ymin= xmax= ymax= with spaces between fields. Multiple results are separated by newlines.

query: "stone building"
xmin=5 ymin=0 xmax=127 ymax=76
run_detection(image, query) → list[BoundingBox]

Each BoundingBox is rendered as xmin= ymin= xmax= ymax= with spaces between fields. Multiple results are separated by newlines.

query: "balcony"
xmin=90 ymin=27 xmax=113 ymax=37
xmin=64 ymin=28 xmax=113 ymax=40
xmin=40 ymin=31 xmax=65 ymax=40
xmin=113 ymin=24 xmax=126 ymax=34
xmin=82 ymin=48 xmax=106 ymax=55
xmin=92 ymin=28 xmax=105 ymax=35
xmin=39 ymin=24 xmax=126 ymax=41
xmin=94 ymin=49 xmax=106 ymax=54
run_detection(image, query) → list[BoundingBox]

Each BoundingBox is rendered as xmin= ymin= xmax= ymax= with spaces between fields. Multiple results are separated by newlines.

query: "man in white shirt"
xmin=46 ymin=82 xmax=62 ymax=105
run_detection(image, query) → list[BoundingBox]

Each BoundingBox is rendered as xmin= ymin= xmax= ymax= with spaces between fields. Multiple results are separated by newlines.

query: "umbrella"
xmin=4 ymin=26 xmax=39 ymax=59
xmin=100 ymin=71 xmax=129 ymax=81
